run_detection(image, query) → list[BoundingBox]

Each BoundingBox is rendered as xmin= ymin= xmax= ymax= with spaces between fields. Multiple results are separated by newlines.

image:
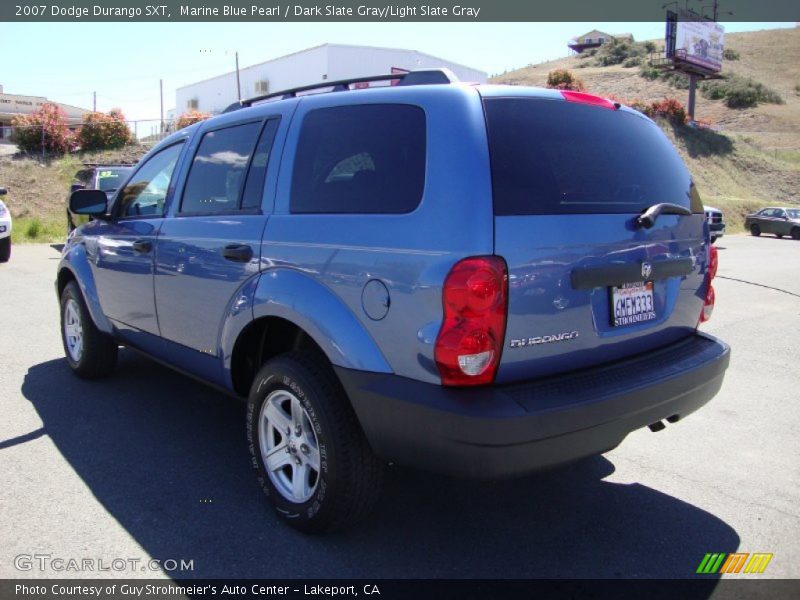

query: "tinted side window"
xmin=241 ymin=119 xmax=279 ymax=209
xmin=290 ymin=104 xmax=425 ymax=214
xmin=181 ymin=122 xmax=261 ymax=214
xmin=484 ymin=98 xmax=694 ymax=215
xmin=117 ymin=143 xmax=183 ymax=218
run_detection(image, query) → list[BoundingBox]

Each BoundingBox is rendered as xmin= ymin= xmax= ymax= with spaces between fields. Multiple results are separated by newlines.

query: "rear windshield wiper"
xmin=635 ymin=203 xmax=692 ymax=229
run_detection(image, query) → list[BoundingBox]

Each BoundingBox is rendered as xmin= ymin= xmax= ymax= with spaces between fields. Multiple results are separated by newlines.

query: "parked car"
xmin=744 ymin=207 xmax=800 ymax=240
xmin=58 ymin=71 xmax=730 ymax=533
xmin=0 ymin=187 xmax=11 ymax=262
xmin=67 ymin=165 xmax=133 ymax=233
xmin=704 ymin=204 xmax=725 ymax=243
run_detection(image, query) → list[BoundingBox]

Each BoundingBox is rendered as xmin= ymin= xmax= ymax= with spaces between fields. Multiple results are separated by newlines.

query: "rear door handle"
xmin=222 ymin=244 xmax=253 ymax=262
xmin=132 ymin=239 xmax=152 ymax=253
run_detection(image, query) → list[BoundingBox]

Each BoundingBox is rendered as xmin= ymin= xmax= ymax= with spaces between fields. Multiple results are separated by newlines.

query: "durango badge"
xmin=510 ymin=331 xmax=579 ymax=348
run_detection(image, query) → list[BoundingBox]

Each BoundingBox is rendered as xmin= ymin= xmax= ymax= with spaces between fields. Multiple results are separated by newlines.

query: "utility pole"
xmin=159 ymin=79 xmax=164 ymax=134
xmin=93 ymin=91 xmax=96 ymax=112
xmin=235 ymin=51 xmax=241 ymax=101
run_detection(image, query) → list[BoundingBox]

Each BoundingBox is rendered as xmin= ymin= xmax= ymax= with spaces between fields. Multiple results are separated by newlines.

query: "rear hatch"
xmin=481 ymin=90 xmax=707 ymax=383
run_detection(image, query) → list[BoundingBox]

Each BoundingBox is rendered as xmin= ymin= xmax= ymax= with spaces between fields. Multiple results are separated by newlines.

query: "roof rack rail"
xmin=223 ymin=68 xmax=459 ymax=113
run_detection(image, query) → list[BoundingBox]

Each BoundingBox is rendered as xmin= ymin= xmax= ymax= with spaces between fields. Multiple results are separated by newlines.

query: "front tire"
xmin=750 ymin=224 xmax=761 ymax=237
xmin=792 ymin=228 xmax=800 ymax=241
xmin=0 ymin=237 xmax=10 ymax=262
xmin=247 ymin=353 xmax=383 ymax=533
xmin=60 ymin=281 xmax=118 ymax=378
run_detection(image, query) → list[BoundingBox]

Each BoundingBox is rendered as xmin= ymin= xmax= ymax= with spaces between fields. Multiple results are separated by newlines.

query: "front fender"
xmin=57 ymin=243 xmax=114 ymax=334
xmin=248 ymin=268 xmax=392 ymax=373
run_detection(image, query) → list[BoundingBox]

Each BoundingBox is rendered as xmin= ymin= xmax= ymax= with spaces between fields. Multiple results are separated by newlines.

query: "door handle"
xmin=132 ymin=239 xmax=152 ymax=253
xmin=222 ymin=244 xmax=253 ymax=262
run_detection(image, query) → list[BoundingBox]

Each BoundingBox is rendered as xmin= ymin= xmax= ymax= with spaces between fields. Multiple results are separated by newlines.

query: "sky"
xmin=0 ymin=21 xmax=793 ymax=122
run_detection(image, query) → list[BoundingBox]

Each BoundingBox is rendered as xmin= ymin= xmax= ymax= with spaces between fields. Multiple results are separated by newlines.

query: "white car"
xmin=0 ymin=187 xmax=11 ymax=262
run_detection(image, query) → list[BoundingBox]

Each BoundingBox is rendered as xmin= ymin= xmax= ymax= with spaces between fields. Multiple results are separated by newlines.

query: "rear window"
xmin=484 ymin=98 xmax=694 ymax=215
xmin=96 ymin=168 xmax=131 ymax=192
xmin=290 ymin=104 xmax=425 ymax=214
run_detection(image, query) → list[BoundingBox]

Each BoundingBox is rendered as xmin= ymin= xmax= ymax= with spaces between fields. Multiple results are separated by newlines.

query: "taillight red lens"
xmin=699 ymin=245 xmax=718 ymax=324
xmin=435 ymin=256 xmax=508 ymax=386
xmin=700 ymin=284 xmax=715 ymax=323
xmin=708 ymin=244 xmax=718 ymax=280
xmin=560 ymin=90 xmax=617 ymax=110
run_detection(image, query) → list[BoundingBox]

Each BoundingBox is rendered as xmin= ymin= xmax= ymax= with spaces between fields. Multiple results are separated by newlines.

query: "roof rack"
xmin=223 ymin=68 xmax=459 ymax=113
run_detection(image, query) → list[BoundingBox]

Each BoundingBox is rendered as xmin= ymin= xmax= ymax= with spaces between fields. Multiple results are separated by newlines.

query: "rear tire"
xmin=0 ymin=237 xmax=10 ymax=263
xmin=776 ymin=233 xmax=783 ymax=239
xmin=60 ymin=281 xmax=118 ymax=378
xmin=247 ymin=352 xmax=383 ymax=533
xmin=750 ymin=224 xmax=761 ymax=237
xmin=792 ymin=228 xmax=800 ymax=241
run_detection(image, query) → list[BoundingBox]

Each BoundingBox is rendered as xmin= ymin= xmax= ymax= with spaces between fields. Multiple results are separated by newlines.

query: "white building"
xmin=0 ymin=84 xmax=90 ymax=142
xmin=176 ymin=44 xmax=487 ymax=115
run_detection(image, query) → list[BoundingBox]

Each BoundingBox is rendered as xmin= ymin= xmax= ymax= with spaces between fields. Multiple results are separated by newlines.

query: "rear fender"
xmin=247 ymin=268 xmax=392 ymax=373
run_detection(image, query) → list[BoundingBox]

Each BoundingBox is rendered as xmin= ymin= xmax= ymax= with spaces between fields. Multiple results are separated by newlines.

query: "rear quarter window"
xmin=290 ymin=104 xmax=426 ymax=214
xmin=484 ymin=97 xmax=695 ymax=215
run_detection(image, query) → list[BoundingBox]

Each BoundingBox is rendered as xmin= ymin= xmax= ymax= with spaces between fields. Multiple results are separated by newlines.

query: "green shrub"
xmin=25 ymin=218 xmax=42 ymax=239
xmin=659 ymin=71 xmax=690 ymax=90
xmin=10 ymin=103 xmax=76 ymax=155
xmin=701 ymin=75 xmax=783 ymax=108
xmin=622 ymin=57 xmax=643 ymax=68
xmin=640 ymin=66 xmax=660 ymax=80
xmin=644 ymin=41 xmax=657 ymax=53
xmin=723 ymin=48 xmax=740 ymax=60
xmin=701 ymin=80 xmax=728 ymax=100
xmin=594 ymin=38 xmax=648 ymax=66
xmin=77 ymin=109 xmax=132 ymax=151
xmin=545 ymin=69 xmax=586 ymax=91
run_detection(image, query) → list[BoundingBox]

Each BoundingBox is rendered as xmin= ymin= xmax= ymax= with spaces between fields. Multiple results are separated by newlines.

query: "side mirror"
xmin=70 ymin=189 xmax=108 ymax=218
xmin=0 ymin=187 xmax=7 ymax=196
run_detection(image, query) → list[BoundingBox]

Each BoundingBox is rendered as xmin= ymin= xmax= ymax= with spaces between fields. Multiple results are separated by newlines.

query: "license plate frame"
xmin=610 ymin=281 xmax=656 ymax=327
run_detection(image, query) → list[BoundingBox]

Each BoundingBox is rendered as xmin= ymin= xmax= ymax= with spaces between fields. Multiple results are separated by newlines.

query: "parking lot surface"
xmin=0 ymin=235 xmax=798 ymax=579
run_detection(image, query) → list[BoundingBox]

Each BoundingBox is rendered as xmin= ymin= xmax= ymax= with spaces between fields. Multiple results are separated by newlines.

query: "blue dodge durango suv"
xmin=58 ymin=69 xmax=729 ymax=532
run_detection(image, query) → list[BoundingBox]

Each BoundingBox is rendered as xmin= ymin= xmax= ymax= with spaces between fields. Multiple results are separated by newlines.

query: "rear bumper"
xmin=337 ymin=332 xmax=729 ymax=478
xmin=709 ymin=223 xmax=725 ymax=238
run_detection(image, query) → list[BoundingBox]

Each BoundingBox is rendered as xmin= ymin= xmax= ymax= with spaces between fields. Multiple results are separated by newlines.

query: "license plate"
xmin=611 ymin=281 xmax=656 ymax=327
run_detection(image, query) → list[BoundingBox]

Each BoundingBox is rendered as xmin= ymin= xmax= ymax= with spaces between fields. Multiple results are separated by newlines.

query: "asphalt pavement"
xmin=0 ymin=234 xmax=798 ymax=580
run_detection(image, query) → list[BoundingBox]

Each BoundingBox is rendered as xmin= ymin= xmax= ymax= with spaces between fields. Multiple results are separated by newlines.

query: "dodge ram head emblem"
xmin=641 ymin=261 xmax=653 ymax=279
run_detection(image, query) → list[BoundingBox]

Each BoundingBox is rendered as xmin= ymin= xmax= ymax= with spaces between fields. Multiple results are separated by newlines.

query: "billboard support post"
xmin=687 ymin=73 xmax=698 ymax=120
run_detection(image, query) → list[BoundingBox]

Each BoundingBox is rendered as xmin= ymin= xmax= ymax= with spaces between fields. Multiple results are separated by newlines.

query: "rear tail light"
xmin=435 ymin=256 xmax=508 ymax=386
xmin=699 ymin=245 xmax=718 ymax=324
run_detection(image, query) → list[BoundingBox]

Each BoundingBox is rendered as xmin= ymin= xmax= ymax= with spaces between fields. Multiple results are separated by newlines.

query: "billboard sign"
xmin=674 ymin=9 xmax=725 ymax=72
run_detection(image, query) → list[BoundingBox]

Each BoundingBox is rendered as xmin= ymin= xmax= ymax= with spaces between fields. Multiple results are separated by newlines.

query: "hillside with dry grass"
xmin=1 ymin=27 xmax=797 ymax=242
xmin=490 ymin=27 xmax=800 ymax=231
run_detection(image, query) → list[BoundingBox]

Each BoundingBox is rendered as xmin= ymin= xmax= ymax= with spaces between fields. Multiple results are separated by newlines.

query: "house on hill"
xmin=568 ymin=30 xmax=634 ymax=54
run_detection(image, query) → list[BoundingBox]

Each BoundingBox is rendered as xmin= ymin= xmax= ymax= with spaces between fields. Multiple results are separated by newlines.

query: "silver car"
xmin=744 ymin=207 xmax=800 ymax=240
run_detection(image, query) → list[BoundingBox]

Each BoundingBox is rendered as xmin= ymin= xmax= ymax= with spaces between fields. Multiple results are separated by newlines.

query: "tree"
xmin=77 ymin=108 xmax=133 ymax=150
xmin=176 ymin=110 xmax=212 ymax=130
xmin=11 ymin=103 xmax=76 ymax=155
